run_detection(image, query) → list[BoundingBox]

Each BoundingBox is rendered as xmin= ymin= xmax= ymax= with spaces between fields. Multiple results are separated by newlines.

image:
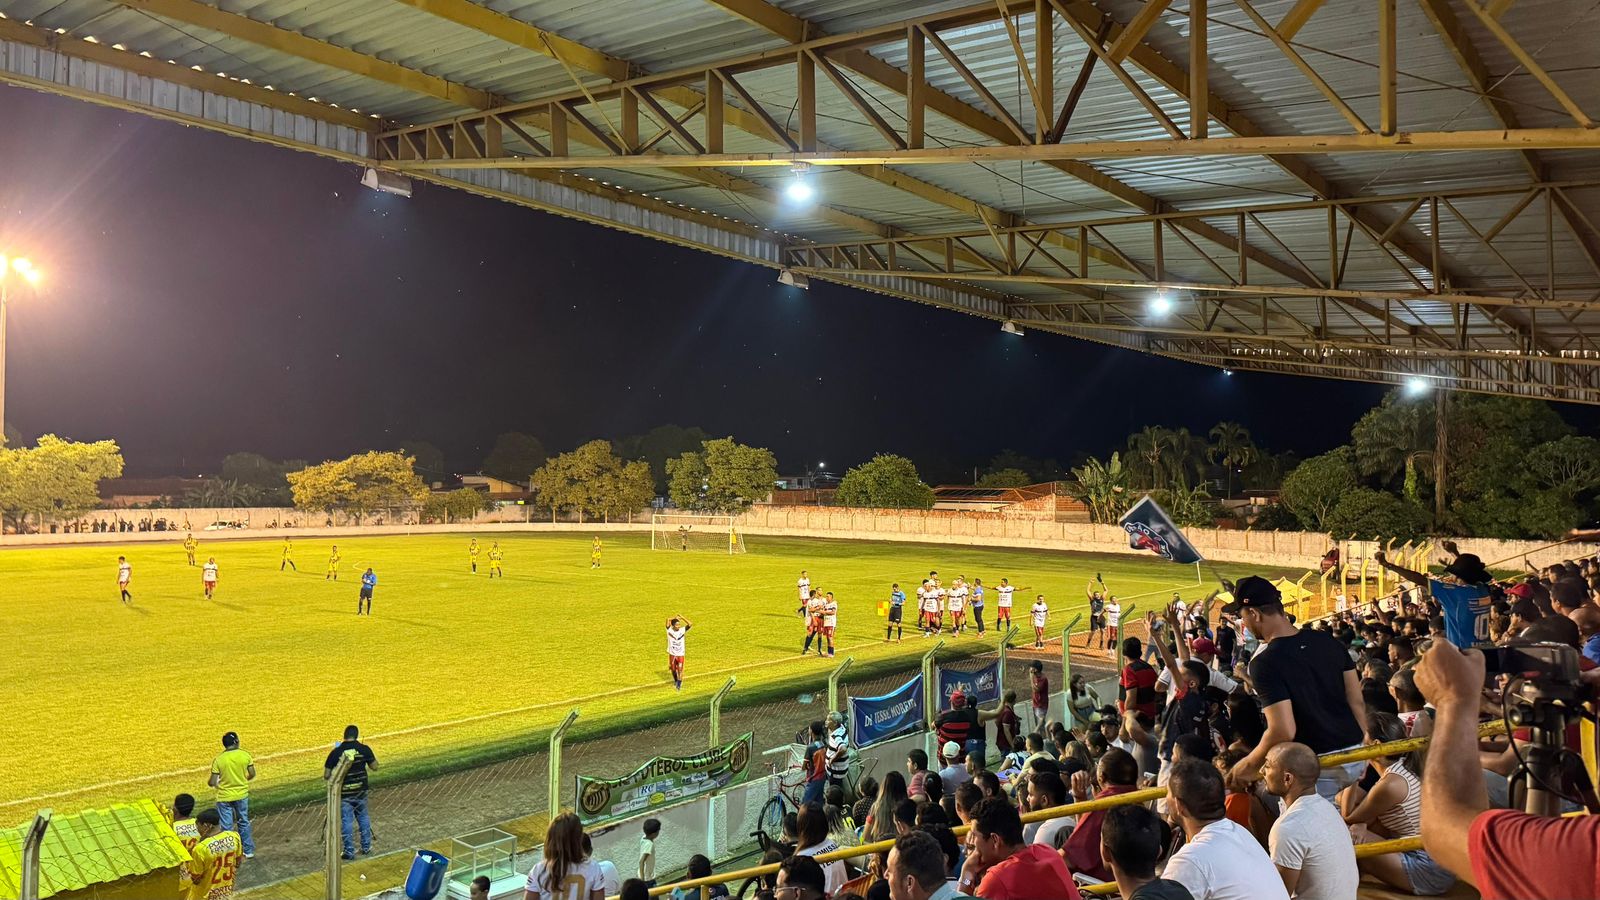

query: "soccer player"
xmin=469 ymin=538 xmax=480 ymax=574
xmin=326 ymin=545 xmax=342 ymax=581
xmin=970 ymin=577 xmax=987 ymax=634
xmin=280 ymin=537 xmax=296 ymax=572
xmin=117 ymin=555 xmax=133 ymax=604
xmin=821 ymin=591 xmax=839 ymax=658
xmin=184 ymin=532 xmax=198 ymax=567
xmin=932 ymin=583 xmax=949 ymax=635
xmin=358 ymin=568 xmax=377 ymax=615
xmin=1105 ymin=595 xmax=1123 ymax=649
xmin=802 ymin=591 xmax=827 ymax=656
xmin=171 ymin=793 xmax=201 ymax=898
xmin=678 ymin=524 xmax=691 ymax=550
xmin=995 ymin=578 xmax=1017 ymax=630
xmin=919 ymin=580 xmax=940 ymax=636
xmin=487 ymin=542 xmax=503 ymax=578
xmin=1086 ymin=578 xmax=1108 ymax=648
xmin=1030 ymin=594 xmax=1049 ymax=649
xmin=797 ymin=570 xmax=811 ymax=616
xmin=591 ymin=536 xmax=602 ymax=569
xmin=666 ymin=615 xmax=693 ymax=691
xmin=203 ymin=557 xmax=219 ymax=599
xmin=886 ymin=583 xmax=906 ymax=642
xmin=187 ymin=809 xmax=242 ymax=900
xmin=947 ymin=577 xmax=968 ymax=634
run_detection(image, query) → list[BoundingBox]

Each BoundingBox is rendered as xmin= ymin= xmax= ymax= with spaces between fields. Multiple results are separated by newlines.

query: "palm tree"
xmin=1207 ymin=422 xmax=1260 ymax=499
xmin=1127 ymin=426 xmax=1176 ymax=490
xmin=1068 ymin=452 xmax=1132 ymax=523
xmin=1168 ymin=427 xmax=1209 ymax=490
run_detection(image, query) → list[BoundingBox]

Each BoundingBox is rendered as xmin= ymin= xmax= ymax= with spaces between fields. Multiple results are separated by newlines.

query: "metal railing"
xmin=628 ymin=719 xmax=1512 ymax=900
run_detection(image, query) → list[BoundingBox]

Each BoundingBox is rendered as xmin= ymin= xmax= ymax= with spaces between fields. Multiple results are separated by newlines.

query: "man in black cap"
xmin=1222 ymin=576 xmax=1369 ymax=802
xmin=1375 ymin=539 xmax=1493 ymax=649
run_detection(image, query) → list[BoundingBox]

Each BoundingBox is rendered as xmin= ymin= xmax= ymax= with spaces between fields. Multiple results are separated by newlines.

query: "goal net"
xmin=651 ymin=513 xmax=746 ymax=553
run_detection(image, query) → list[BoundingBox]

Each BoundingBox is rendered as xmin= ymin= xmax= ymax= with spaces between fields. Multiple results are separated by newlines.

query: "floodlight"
xmin=360 ymin=167 xmax=413 ymax=198
xmin=1000 ymin=320 xmax=1024 ymax=336
xmin=777 ymin=268 xmax=810 ymax=289
xmin=1404 ymin=376 xmax=1431 ymax=396
xmin=784 ymin=162 xmax=815 ymax=204
xmin=1223 ymin=368 xmax=1234 ymax=376
xmin=1149 ymin=291 xmax=1173 ymax=316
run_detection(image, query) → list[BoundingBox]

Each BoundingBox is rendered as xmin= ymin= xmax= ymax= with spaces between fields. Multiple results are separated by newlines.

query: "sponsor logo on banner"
xmin=849 ymin=674 xmax=924 ymax=748
xmin=937 ymin=660 xmax=1000 ymax=708
xmin=575 ymin=732 xmax=753 ymax=826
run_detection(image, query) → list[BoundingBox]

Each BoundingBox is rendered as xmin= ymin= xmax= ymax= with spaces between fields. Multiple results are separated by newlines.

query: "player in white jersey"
xmin=1106 ymin=597 xmax=1123 ymax=647
xmin=796 ymin=570 xmax=811 ymax=616
xmin=820 ymin=592 xmax=838 ymax=657
xmin=994 ymin=578 xmax=1015 ymax=629
xmin=665 ymin=616 xmax=693 ymax=691
xmin=202 ymin=558 xmax=219 ymax=599
xmin=947 ymin=578 xmax=968 ymax=634
xmin=802 ymin=591 xmax=828 ymax=656
xmin=117 ymin=556 xmax=133 ymax=604
xmin=1030 ymin=595 xmax=1049 ymax=648
xmin=919 ymin=581 xmax=940 ymax=636
xmin=932 ymin=585 xmax=949 ymax=634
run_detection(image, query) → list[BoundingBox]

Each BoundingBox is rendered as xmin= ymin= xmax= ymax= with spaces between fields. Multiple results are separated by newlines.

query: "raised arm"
xmin=1374 ymin=550 xmax=1428 ymax=586
xmin=1148 ymin=610 xmax=1183 ymax=687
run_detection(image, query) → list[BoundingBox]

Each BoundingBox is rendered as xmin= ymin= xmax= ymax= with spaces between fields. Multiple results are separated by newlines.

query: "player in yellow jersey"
xmin=469 ymin=538 xmax=480 ymax=574
xmin=487 ymin=542 xmax=503 ymax=578
xmin=187 ymin=808 xmax=242 ymax=900
xmin=326 ymin=545 xmax=342 ymax=581
xmin=184 ymin=533 xmax=199 ymax=567
xmin=279 ymin=537 xmax=296 ymax=572
xmin=170 ymin=794 xmax=201 ymax=898
xmin=591 ymin=536 xmax=602 ymax=569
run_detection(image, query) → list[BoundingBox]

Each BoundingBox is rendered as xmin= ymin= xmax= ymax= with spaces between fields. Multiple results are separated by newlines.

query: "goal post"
xmin=651 ymin=513 xmax=746 ymax=554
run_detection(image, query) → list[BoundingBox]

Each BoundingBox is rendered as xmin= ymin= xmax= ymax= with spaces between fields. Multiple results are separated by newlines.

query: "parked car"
xmin=204 ymin=520 xmax=247 ymax=531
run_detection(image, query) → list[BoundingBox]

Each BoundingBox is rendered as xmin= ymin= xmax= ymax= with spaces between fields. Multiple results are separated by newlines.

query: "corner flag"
xmin=1118 ymin=496 xmax=1204 ymax=565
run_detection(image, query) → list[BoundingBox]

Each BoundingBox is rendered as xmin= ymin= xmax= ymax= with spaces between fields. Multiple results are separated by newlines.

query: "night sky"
xmin=0 ymin=85 xmax=1389 ymax=478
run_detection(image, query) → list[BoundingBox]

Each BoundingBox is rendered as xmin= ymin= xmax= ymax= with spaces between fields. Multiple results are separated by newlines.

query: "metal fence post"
xmin=920 ymin=640 xmax=945 ymax=729
xmin=709 ymin=676 xmax=736 ymax=746
xmin=549 ymin=708 xmax=580 ymax=822
xmin=827 ymin=657 xmax=855 ymax=714
xmin=1059 ymin=613 xmax=1082 ymax=716
xmin=325 ymin=753 xmax=354 ymax=900
xmin=19 ymin=809 xmax=50 ymax=900
xmin=996 ymin=626 xmax=1018 ymax=689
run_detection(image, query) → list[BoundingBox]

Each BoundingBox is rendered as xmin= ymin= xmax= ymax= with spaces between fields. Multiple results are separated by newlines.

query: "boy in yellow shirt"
xmin=187 ymin=808 xmax=242 ymax=900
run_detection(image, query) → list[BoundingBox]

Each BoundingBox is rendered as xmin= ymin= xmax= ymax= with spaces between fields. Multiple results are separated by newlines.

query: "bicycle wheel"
xmin=758 ymin=794 xmax=787 ymax=847
xmin=736 ymin=875 xmax=765 ymax=899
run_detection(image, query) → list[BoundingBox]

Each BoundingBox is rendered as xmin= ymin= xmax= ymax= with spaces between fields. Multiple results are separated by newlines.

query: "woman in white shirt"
xmin=525 ymin=813 xmax=605 ymax=900
xmin=793 ymin=802 xmax=848 ymax=895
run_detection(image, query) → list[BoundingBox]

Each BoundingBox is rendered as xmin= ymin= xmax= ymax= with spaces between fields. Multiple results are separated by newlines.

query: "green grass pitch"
xmin=0 ymin=531 xmax=1290 ymax=817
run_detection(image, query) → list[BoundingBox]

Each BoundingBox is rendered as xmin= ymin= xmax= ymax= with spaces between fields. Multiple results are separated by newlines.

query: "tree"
xmin=425 ymin=488 xmax=491 ymax=523
xmin=666 ymin=451 xmax=711 ymax=511
xmin=986 ymin=450 xmax=1064 ymax=483
xmin=836 ymin=454 xmax=935 ymax=509
xmin=1151 ymin=481 xmax=1216 ymax=528
xmin=185 ymin=478 xmax=259 ymax=509
xmin=286 ymin=451 xmax=427 ymax=522
xmin=1279 ymin=447 xmax=1359 ymax=532
xmin=1527 ymin=436 xmax=1600 ymax=498
xmin=481 ymin=432 xmax=547 ymax=483
xmin=1351 ymin=393 xmax=1435 ymax=486
xmin=976 ymin=468 xmax=1031 ymax=489
xmin=397 ymin=439 xmax=446 ymax=485
xmin=532 ymin=440 xmax=655 ymax=521
xmin=1127 ymin=426 xmax=1180 ymax=490
xmin=220 ymin=452 xmax=298 ymax=505
xmin=1323 ymin=488 xmax=1428 ymax=541
xmin=0 ymin=434 xmax=124 ymax=530
xmin=614 ymin=424 xmax=710 ymax=493
xmin=1207 ymin=422 xmax=1259 ymax=499
xmin=594 ymin=460 xmax=655 ymax=522
xmin=1067 ymin=453 xmax=1132 ymax=523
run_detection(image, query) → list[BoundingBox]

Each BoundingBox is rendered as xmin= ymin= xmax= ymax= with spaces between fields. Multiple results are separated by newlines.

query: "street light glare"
xmin=1149 ymin=292 xmax=1173 ymax=316
xmin=785 ymin=178 xmax=815 ymax=203
xmin=1404 ymin=376 xmax=1431 ymax=397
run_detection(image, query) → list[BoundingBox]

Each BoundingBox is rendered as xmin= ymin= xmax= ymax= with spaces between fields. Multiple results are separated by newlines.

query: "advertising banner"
xmin=849 ymin=674 xmax=925 ymax=748
xmin=936 ymin=660 xmax=1000 ymax=708
xmin=575 ymin=732 xmax=753 ymax=826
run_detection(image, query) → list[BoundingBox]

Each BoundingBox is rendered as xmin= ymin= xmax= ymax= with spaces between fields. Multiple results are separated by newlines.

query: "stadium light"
xmin=784 ymin=162 xmax=815 ymax=204
xmin=360 ymin=166 xmax=413 ymax=198
xmin=1223 ymin=369 xmax=1233 ymax=376
xmin=777 ymin=268 xmax=810 ymax=289
xmin=1404 ymin=375 xmax=1432 ymax=397
xmin=1149 ymin=291 xmax=1173 ymax=317
xmin=1000 ymin=319 xmax=1024 ymax=336
xmin=0 ymin=252 xmax=44 ymax=443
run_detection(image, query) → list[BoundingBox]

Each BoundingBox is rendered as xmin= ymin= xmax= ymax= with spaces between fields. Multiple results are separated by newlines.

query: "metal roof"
xmin=3 ymin=0 xmax=1600 ymax=401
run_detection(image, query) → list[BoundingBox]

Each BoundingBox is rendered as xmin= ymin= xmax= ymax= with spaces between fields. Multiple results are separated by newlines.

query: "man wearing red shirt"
xmin=1060 ymin=748 xmax=1141 ymax=882
xmin=1415 ymin=636 xmax=1600 ymax=900
xmin=957 ymin=798 xmax=1075 ymax=900
xmin=1118 ymin=637 xmax=1159 ymax=719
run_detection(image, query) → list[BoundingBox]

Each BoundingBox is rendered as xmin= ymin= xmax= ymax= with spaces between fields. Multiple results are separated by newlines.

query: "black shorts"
xmin=888 ymin=605 xmax=903 ymax=623
xmin=359 ymin=586 xmax=373 ymax=600
xmin=1091 ymin=614 xmax=1106 ymax=628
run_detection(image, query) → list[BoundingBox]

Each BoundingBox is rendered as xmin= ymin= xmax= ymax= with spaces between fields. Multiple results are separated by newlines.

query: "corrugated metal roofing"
xmin=0 ymin=800 xmax=190 ymax=900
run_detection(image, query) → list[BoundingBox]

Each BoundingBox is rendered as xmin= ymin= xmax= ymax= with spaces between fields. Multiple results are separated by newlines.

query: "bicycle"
xmin=736 ymin=744 xmax=807 ymax=898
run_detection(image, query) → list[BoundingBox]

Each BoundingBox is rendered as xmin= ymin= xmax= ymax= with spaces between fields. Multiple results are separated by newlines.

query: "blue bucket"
xmin=403 ymin=849 xmax=449 ymax=900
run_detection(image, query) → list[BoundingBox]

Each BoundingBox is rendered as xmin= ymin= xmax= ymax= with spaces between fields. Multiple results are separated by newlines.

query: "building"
xmin=0 ymin=799 xmax=190 ymax=900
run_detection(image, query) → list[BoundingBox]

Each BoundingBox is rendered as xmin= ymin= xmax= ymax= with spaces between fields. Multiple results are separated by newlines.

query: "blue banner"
xmin=1119 ymin=496 xmax=1204 ymax=565
xmin=849 ymin=674 xmax=924 ymax=748
xmin=937 ymin=660 xmax=1001 ymax=709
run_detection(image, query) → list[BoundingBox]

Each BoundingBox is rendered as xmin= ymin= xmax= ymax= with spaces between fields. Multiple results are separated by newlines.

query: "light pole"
xmin=0 ymin=255 xmax=43 ymax=444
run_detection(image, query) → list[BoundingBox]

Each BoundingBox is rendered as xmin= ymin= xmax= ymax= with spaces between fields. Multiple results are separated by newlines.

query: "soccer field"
xmin=0 ymin=531 xmax=1288 ymax=818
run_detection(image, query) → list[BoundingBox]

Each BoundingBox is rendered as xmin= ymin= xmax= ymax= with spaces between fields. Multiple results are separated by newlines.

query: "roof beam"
xmin=108 ymin=0 xmax=499 ymax=109
xmin=385 ymin=0 xmax=631 ymax=82
xmin=698 ymin=0 xmax=808 ymax=43
xmin=1106 ymin=0 xmax=1172 ymax=62
xmin=1275 ymin=0 xmax=1328 ymax=40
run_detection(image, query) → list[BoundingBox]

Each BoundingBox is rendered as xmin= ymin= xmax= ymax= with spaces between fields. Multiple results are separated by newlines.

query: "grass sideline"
xmin=0 ymin=532 xmax=1299 ymax=817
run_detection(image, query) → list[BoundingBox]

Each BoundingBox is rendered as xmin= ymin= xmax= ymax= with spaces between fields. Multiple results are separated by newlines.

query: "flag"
xmin=1118 ymin=496 xmax=1204 ymax=565
xmin=877 ymin=600 xmax=890 ymax=617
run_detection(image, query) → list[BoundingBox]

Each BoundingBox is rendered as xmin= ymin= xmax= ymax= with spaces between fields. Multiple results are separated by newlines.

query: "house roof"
xmin=0 ymin=800 xmax=190 ymax=900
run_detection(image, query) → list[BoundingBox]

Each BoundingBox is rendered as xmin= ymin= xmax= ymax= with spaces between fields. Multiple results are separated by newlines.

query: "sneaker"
xmin=360 ymin=848 xmax=372 ymax=856
xmin=341 ymin=853 xmax=355 ymax=861
xmin=245 ymin=852 xmax=256 ymax=860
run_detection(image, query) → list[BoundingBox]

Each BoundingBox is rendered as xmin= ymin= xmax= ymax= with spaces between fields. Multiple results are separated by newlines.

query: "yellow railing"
xmin=624 ymin=720 xmax=1510 ymax=900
